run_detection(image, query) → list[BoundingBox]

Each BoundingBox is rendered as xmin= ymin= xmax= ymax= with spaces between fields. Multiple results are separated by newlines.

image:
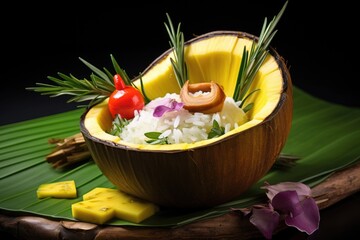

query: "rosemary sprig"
xmin=27 ymin=66 xmax=114 ymax=108
xmin=233 ymin=1 xmax=288 ymax=110
xmin=109 ymin=114 xmax=131 ymax=136
xmin=164 ymin=13 xmax=188 ymax=88
xmin=27 ymin=54 xmax=150 ymax=108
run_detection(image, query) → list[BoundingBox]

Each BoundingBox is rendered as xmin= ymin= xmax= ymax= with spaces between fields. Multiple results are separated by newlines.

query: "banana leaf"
xmin=0 ymin=87 xmax=359 ymax=227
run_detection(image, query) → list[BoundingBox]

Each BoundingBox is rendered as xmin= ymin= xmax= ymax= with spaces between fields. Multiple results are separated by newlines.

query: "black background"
xmin=1 ymin=0 xmax=359 ymax=239
xmin=1 ymin=0 xmax=359 ymax=126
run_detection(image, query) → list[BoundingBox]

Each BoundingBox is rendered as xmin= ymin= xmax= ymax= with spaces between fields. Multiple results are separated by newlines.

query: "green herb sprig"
xmin=27 ymin=54 xmax=150 ymax=108
xmin=145 ymin=132 xmax=169 ymax=145
xmin=164 ymin=13 xmax=188 ymax=88
xmin=233 ymin=1 xmax=288 ymax=111
xmin=109 ymin=114 xmax=131 ymax=136
xmin=207 ymin=120 xmax=225 ymax=139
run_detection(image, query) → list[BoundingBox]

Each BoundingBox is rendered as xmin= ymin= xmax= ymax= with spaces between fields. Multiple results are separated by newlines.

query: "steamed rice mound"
xmin=119 ymin=93 xmax=248 ymax=144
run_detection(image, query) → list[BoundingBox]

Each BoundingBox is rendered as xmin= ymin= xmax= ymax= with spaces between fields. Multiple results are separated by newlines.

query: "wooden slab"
xmin=1 ymin=162 xmax=360 ymax=239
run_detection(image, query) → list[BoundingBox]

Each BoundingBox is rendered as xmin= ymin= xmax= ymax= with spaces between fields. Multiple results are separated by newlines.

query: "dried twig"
xmin=46 ymin=133 xmax=91 ymax=168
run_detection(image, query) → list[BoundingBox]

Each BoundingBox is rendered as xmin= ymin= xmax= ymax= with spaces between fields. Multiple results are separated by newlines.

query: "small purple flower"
xmin=152 ymin=98 xmax=184 ymax=117
xmin=249 ymin=204 xmax=280 ymax=239
xmin=233 ymin=182 xmax=320 ymax=239
xmin=262 ymin=181 xmax=312 ymax=200
xmin=271 ymin=189 xmax=320 ymax=235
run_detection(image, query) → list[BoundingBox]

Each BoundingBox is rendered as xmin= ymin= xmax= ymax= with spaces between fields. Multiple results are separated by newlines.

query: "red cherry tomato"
xmin=108 ymin=74 xmax=145 ymax=119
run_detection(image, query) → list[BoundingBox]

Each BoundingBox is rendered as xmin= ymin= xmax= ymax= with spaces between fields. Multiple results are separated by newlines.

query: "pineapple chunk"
xmin=37 ymin=180 xmax=77 ymax=199
xmin=71 ymin=199 xmax=115 ymax=225
xmin=72 ymin=187 xmax=159 ymax=224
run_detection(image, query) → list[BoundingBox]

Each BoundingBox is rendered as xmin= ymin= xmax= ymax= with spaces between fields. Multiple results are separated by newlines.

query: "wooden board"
xmin=1 ymin=161 xmax=360 ymax=240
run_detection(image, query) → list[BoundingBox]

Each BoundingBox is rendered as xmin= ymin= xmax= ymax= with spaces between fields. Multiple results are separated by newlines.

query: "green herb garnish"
xmin=233 ymin=1 xmax=288 ymax=111
xmin=144 ymin=132 xmax=169 ymax=145
xmin=109 ymin=114 xmax=131 ymax=136
xmin=27 ymin=54 xmax=150 ymax=108
xmin=164 ymin=13 xmax=188 ymax=88
xmin=207 ymin=120 xmax=225 ymax=139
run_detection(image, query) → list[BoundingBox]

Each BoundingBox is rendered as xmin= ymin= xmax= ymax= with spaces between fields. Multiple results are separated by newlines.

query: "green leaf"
xmin=1 ymin=87 xmax=359 ymax=227
xmin=207 ymin=120 xmax=225 ymax=139
xmin=144 ymin=132 xmax=168 ymax=145
xmin=144 ymin=132 xmax=163 ymax=139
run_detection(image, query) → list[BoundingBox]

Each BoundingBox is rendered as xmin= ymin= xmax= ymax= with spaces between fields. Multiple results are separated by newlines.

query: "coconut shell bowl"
xmin=80 ymin=31 xmax=293 ymax=209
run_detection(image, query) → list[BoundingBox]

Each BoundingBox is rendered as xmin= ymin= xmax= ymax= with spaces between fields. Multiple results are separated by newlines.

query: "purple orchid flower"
xmin=152 ymin=98 xmax=184 ymax=117
xmin=248 ymin=204 xmax=280 ymax=239
xmin=263 ymin=182 xmax=320 ymax=235
xmin=233 ymin=181 xmax=320 ymax=239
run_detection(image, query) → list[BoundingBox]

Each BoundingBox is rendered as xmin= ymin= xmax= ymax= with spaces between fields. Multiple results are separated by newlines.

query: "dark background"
xmin=1 ymin=0 xmax=359 ymax=239
xmin=1 ymin=0 xmax=359 ymax=126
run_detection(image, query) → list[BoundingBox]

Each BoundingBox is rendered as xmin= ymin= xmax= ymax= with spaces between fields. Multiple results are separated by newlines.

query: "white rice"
xmin=119 ymin=93 xmax=248 ymax=144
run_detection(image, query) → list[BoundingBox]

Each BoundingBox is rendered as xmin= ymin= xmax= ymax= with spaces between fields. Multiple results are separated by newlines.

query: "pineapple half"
xmin=80 ymin=31 xmax=293 ymax=208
